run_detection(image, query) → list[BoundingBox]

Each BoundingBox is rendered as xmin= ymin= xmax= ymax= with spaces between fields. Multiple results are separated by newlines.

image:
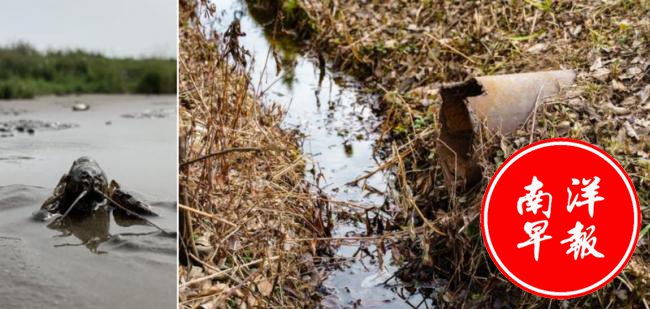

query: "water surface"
xmin=215 ymin=2 xmax=433 ymax=307
xmin=0 ymin=95 xmax=177 ymax=308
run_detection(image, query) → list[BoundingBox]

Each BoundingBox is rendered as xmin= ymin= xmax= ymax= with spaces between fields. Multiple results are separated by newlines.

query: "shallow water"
xmin=216 ymin=2 xmax=432 ymax=307
xmin=0 ymin=95 xmax=176 ymax=200
xmin=0 ymin=95 xmax=176 ymax=308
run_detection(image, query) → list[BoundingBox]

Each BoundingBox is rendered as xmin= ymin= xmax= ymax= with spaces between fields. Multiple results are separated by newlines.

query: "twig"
xmin=343 ymin=24 xmax=388 ymax=50
xmin=180 ymin=147 xmax=262 ymax=167
xmin=394 ymin=143 xmax=447 ymax=237
xmin=424 ymin=33 xmax=476 ymax=63
xmin=529 ymin=85 xmax=544 ymax=144
xmin=179 ymin=256 xmax=279 ymax=289
xmin=288 ymin=231 xmax=413 ymax=242
xmin=346 ymin=147 xmax=413 ymax=186
xmin=179 ymin=203 xmax=237 ymax=227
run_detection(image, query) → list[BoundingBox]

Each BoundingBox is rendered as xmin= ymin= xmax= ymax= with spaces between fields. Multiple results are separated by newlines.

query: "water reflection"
xmin=213 ymin=0 xmax=434 ymax=307
xmin=245 ymin=0 xmax=306 ymax=89
xmin=46 ymin=207 xmax=153 ymax=254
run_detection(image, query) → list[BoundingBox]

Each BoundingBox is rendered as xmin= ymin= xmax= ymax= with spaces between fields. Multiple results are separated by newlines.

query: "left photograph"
xmin=0 ymin=1 xmax=177 ymax=308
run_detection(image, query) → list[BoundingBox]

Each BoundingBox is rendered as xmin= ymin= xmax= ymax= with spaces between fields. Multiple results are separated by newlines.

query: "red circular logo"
xmin=481 ymin=138 xmax=640 ymax=299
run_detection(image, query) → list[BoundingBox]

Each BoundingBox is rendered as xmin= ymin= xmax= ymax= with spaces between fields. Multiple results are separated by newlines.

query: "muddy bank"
xmin=0 ymin=95 xmax=177 ymax=308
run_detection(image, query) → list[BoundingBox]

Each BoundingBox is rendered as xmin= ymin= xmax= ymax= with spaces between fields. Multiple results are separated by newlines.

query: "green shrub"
xmin=0 ymin=42 xmax=176 ymax=99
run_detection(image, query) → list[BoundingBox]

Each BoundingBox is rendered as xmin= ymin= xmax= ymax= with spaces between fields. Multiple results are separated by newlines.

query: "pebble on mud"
xmin=72 ymin=103 xmax=90 ymax=111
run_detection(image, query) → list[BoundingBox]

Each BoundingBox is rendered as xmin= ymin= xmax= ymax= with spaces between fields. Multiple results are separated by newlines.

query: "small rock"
xmin=627 ymin=66 xmax=642 ymax=76
xmin=570 ymin=25 xmax=582 ymax=37
xmin=591 ymin=68 xmax=610 ymax=81
xmin=256 ymin=278 xmax=273 ymax=297
xmin=72 ymin=103 xmax=90 ymax=111
xmin=614 ymin=288 xmax=628 ymax=301
xmin=619 ymin=66 xmax=642 ymax=80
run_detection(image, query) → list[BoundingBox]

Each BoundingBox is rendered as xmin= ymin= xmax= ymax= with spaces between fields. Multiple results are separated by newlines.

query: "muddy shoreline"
xmin=0 ymin=95 xmax=177 ymax=308
xmin=0 ymin=94 xmax=176 ymax=199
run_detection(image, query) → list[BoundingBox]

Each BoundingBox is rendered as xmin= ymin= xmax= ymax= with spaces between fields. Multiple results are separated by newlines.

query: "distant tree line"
xmin=0 ymin=43 xmax=176 ymax=99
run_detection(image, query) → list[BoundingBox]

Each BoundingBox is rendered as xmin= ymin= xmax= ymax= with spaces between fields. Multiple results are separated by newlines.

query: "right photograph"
xmin=178 ymin=0 xmax=649 ymax=308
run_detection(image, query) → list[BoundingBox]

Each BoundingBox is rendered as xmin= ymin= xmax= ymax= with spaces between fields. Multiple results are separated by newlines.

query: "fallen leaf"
xmin=257 ymin=278 xmax=274 ymax=296
xmin=590 ymin=57 xmax=602 ymax=71
xmin=637 ymin=84 xmax=650 ymax=104
xmin=624 ymin=121 xmax=638 ymax=140
xmin=592 ymin=68 xmax=610 ymax=81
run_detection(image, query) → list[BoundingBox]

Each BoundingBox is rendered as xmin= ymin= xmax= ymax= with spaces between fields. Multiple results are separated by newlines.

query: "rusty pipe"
xmin=436 ymin=70 xmax=576 ymax=193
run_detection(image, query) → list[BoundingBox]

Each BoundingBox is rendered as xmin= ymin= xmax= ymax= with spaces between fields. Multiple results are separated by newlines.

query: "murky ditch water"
xmin=215 ymin=1 xmax=433 ymax=307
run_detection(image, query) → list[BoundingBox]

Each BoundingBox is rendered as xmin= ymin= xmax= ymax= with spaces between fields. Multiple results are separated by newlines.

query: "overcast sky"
xmin=0 ymin=0 xmax=176 ymax=58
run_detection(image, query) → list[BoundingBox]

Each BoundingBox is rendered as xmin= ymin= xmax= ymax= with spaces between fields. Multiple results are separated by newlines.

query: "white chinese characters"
xmin=516 ymin=220 xmax=552 ymax=261
xmin=560 ymin=221 xmax=605 ymax=260
xmin=567 ymin=177 xmax=605 ymax=218
xmin=516 ymin=177 xmax=552 ymax=261
xmin=516 ymin=176 xmax=605 ymax=261
xmin=517 ymin=176 xmax=552 ymax=218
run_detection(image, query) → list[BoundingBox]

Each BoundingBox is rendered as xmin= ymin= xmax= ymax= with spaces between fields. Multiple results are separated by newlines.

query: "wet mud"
xmin=0 ymin=95 xmax=177 ymax=308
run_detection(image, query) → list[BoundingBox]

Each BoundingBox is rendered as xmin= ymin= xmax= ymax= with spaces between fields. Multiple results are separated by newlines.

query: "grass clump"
xmin=177 ymin=0 xmax=330 ymax=307
xmin=0 ymin=42 xmax=176 ymax=99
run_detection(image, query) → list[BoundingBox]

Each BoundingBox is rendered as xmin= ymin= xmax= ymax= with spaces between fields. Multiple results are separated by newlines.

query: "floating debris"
xmin=121 ymin=108 xmax=173 ymax=119
xmin=0 ymin=119 xmax=78 ymax=136
xmin=0 ymin=155 xmax=34 ymax=162
xmin=0 ymin=108 xmax=28 ymax=116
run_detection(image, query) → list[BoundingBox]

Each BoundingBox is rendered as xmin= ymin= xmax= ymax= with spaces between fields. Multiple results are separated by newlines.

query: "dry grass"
xmin=270 ymin=0 xmax=650 ymax=306
xmin=177 ymin=1 xmax=331 ymax=307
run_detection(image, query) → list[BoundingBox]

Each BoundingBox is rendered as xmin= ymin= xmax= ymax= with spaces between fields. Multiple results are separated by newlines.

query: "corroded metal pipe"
xmin=436 ymin=70 xmax=576 ymax=193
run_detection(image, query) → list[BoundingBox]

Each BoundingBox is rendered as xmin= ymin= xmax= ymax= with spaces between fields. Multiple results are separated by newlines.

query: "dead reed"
xmin=178 ymin=1 xmax=331 ymax=307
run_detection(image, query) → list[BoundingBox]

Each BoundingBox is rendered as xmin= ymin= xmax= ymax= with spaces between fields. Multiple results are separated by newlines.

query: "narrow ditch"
xmin=214 ymin=0 xmax=434 ymax=307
